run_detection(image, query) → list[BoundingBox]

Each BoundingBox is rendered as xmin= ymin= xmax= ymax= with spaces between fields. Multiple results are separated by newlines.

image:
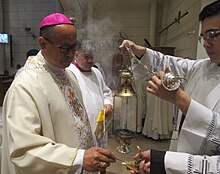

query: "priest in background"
xmin=67 ymin=39 xmax=113 ymax=150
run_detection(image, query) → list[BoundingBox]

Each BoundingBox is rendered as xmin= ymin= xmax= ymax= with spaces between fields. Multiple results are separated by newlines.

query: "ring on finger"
xmin=100 ymin=162 xmax=108 ymax=168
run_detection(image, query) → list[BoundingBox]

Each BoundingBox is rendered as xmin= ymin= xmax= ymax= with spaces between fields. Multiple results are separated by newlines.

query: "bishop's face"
xmin=40 ymin=24 xmax=79 ymax=69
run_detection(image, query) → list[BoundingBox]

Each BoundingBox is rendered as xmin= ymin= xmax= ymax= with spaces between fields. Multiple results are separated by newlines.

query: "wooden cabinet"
xmin=152 ymin=47 xmax=175 ymax=55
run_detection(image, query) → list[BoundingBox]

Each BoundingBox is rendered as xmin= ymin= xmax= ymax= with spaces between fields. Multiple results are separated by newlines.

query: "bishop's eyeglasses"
xmin=199 ymin=29 xmax=220 ymax=45
xmin=43 ymin=37 xmax=81 ymax=54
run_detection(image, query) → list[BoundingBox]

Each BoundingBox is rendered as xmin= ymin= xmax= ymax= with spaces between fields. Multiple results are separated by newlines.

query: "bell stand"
xmin=111 ymin=47 xmax=139 ymax=153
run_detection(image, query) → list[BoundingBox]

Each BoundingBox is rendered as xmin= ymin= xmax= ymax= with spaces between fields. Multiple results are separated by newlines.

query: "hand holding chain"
xmin=124 ymin=42 xmax=186 ymax=91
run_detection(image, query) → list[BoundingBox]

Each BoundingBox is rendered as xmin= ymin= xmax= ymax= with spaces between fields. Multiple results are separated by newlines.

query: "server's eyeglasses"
xmin=199 ymin=30 xmax=220 ymax=44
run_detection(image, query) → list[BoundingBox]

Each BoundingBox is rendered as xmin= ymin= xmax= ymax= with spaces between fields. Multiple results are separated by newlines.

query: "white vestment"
xmin=93 ymin=62 xmax=106 ymax=81
xmin=131 ymin=57 xmax=173 ymax=139
xmin=1 ymin=51 xmax=97 ymax=174
xmin=142 ymin=94 xmax=173 ymax=139
xmin=143 ymin=48 xmax=220 ymax=174
xmin=67 ymin=64 xmax=113 ymax=148
xmin=132 ymin=70 xmax=146 ymax=133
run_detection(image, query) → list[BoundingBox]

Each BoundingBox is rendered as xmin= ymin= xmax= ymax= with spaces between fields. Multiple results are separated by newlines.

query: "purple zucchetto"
xmin=40 ymin=13 xmax=73 ymax=29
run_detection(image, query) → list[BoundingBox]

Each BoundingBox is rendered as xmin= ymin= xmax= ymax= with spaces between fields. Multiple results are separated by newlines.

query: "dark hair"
xmin=199 ymin=0 xmax=220 ymax=21
xmin=26 ymin=49 xmax=39 ymax=58
xmin=39 ymin=26 xmax=56 ymax=40
xmin=16 ymin=64 xmax=21 ymax=69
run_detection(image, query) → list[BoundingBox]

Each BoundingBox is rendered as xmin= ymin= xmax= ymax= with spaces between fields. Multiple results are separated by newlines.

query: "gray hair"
xmin=80 ymin=40 xmax=96 ymax=52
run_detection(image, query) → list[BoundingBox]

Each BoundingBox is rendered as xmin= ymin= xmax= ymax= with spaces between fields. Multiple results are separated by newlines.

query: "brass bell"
xmin=115 ymin=68 xmax=137 ymax=97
